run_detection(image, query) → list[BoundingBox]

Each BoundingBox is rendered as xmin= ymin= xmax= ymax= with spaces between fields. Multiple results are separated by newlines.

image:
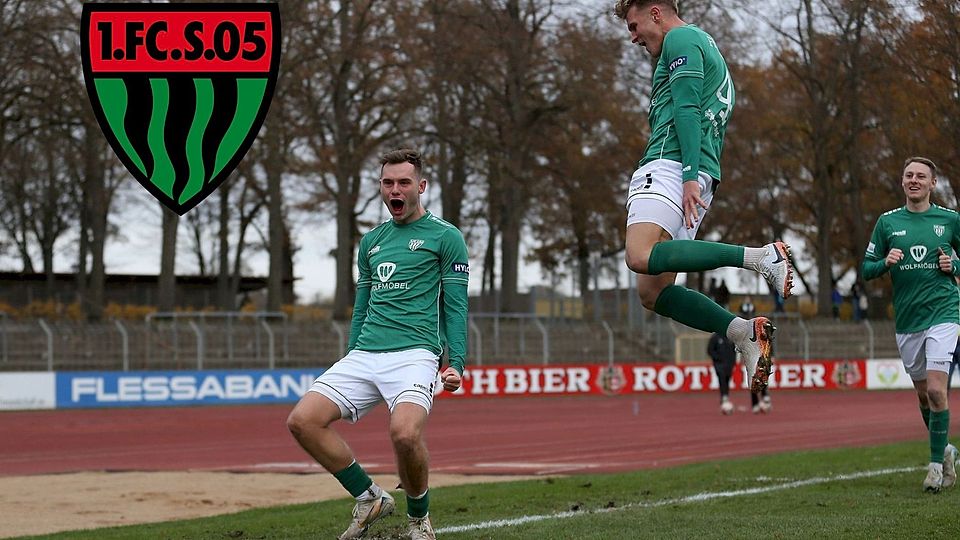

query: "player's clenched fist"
xmin=937 ymin=247 xmax=953 ymax=274
xmin=885 ymin=248 xmax=903 ymax=267
xmin=440 ymin=367 xmax=462 ymax=392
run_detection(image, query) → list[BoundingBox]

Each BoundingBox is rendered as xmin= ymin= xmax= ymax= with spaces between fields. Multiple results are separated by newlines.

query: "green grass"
xmin=16 ymin=440 xmax=960 ymax=539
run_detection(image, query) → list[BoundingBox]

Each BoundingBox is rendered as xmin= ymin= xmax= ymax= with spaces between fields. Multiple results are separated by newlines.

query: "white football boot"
xmin=339 ymin=488 xmax=395 ymax=540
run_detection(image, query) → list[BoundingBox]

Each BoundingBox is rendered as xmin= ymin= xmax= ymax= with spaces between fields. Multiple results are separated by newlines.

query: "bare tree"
xmin=471 ymin=0 xmax=565 ymax=312
xmin=295 ymin=1 xmax=420 ymax=319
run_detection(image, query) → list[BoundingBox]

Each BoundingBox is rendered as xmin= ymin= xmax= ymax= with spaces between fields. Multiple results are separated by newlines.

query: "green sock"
xmin=654 ymin=285 xmax=736 ymax=334
xmin=407 ymin=489 xmax=429 ymax=519
xmin=333 ymin=461 xmax=373 ymax=498
xmin=929 ymin=409 xmax=950 ymax=463
xmin=647 ymin=240 xmax=745 ymax=275
xmin=920 ymin=407 xmax=930 ymax=429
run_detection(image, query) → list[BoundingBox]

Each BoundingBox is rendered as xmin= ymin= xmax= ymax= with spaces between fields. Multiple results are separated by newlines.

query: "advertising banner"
xmin=55 ymin=369 xmax=323 ymax=408
xmin=440 ymin=359 xmax=867 ymax=398
xmin=0 ymin=372 xmax=56 ymax=410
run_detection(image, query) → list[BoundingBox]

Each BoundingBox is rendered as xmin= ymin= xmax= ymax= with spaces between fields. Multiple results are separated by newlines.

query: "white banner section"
xmin=0 ymin=372 xmax=56 ymax=410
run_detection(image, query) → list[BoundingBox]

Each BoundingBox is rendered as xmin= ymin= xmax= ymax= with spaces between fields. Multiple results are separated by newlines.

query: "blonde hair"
xmin=613 ymin=0 xmax=679 ymax=20
xmin=902 ymin=156 xmax=937 ymax=179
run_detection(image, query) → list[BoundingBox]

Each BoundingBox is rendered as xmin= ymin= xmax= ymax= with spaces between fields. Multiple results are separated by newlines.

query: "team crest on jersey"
xmin=376 ymin=262 xmax=397 ymax=282
xmin=409 ymin=239 xmax=424 ymax=251
xmin=910 ymin=245 xmax=927 ymax=262
xmin=934 ymin=224 xmax=945 ymax=237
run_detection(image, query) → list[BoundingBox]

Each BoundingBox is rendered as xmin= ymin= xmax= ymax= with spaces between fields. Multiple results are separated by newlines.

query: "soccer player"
xmin=862 ymin=156 xmax=959 ymax=492
xmin=613 ymin=0 xmax=794 ymax=392
xmin=287 ymin=148 xmax=468 ymax=539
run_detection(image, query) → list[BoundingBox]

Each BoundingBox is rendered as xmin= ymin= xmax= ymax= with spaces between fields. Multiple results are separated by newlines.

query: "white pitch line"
xmin=436 ymin=466 xmax=919 ymax=535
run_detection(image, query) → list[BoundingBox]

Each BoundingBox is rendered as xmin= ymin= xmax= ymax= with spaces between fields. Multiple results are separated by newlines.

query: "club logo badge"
xmin=910 ymin=245 xmax=927 ymax=262
xmin=376 ymin=262 xmax=397 ymax=283
xmin=80 ymin=3 xmax=281 ymax=215
xmin=595 ymin=365 xmax=627 ymax=396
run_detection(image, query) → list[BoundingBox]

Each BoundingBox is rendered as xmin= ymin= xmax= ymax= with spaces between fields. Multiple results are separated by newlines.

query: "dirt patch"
xmin=0 ymin=471 xmax=530 ymax=538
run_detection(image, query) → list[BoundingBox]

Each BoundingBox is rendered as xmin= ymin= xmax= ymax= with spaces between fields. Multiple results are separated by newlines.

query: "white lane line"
xmin=436 ymin=466 xmax=919 ymax=534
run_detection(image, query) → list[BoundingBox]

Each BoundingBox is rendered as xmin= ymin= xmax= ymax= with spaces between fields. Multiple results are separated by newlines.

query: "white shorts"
xmin=309 ymin=348 xmax=440 ymax=423
xmin=626 ymin=159 xmax=716 ymax=240
xmin=895 ymin=323 xmax=959 ymax=380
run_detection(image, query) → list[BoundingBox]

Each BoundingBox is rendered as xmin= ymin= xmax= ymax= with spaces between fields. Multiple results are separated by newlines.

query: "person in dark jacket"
xmin=708 ymin=331 xmax=737 ymax=414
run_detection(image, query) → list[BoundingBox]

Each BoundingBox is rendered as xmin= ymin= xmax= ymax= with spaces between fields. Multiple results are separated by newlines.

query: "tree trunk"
xmin=158 ymin=207 xmax=179 ymax=311
xmin=332 ymin=188 xmax=356 ymax=320
xmin=85 ymin=126 xmax=107 ymax=321
xmin=217 ymin=182 xmax=232 ymax=310
xmin=266 ymin=153 xmax=284 ymax=312
xmin=499 ymin=197 xmax=522 ymax=312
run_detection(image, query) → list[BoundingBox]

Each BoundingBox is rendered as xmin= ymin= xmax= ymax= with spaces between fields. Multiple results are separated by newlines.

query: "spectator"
xmin=715 ymin=279 xmax=731 ymax=309
xmin=851 ymin=283 xmax=863 ymax=321
xmin=772 ymin=290 xmax=785 ymax=313
xmin=831 ymin=284 xmax=842 ymax=319
xmin=739 ymin=296 xmax=755 ymax=319
xmin=708 ymin=332 xmax=737 ymax=415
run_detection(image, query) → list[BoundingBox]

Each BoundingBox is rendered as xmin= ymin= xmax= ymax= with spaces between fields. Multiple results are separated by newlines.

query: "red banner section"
xmin=440 ymin=360 xmax=866 ymax=398
xmin=88 ymin=11 xmax=274 ymax=73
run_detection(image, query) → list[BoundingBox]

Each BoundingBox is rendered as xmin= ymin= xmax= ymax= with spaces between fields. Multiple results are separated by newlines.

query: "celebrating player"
xmin=613 ymin=0 xmax=794 ymax=392
xmin=287 ymin=148 xmax=468 ymax=539
xmin=862 ymin=156 xmax=959 ymax=492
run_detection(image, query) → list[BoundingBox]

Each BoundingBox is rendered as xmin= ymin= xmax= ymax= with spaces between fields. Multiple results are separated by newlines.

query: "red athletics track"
xmin=0 ymin=390 xmax=944 ymax=478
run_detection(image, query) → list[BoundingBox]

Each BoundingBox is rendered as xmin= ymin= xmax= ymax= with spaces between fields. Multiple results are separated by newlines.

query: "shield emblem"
xmin=934 ymin=224 xmax=945 ymax=237
xmin=377 ymin=262 xmax=397 ymax=283
xmin=80 ymin=3 xmax=281 ymax=215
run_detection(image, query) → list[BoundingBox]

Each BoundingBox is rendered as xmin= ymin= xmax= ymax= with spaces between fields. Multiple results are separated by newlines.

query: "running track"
xmin=0 ymin=391 xmax=940 ymax=477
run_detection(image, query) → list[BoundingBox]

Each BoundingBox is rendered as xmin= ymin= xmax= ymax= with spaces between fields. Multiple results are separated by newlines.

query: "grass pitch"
xmin=16 ymin=440 xmax=960 ymax=539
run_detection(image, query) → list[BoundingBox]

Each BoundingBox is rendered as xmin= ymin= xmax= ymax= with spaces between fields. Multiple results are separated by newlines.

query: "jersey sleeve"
xmin=348 ymin=235 xmax=373 ymax=351
xmin=862 ymin=217 xmax=888 ymax=281
xmin=439 ymin=227 xmax=470 ymax=374
xmin=663 ymin=28 xmax=706 ymax=182
xmin=951 ymin=212 xmax=960 ymax=276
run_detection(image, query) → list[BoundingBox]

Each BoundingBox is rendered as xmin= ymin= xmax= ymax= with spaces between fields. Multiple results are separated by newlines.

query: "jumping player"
xmin=613 ymin=0 xmax=794 ymax=392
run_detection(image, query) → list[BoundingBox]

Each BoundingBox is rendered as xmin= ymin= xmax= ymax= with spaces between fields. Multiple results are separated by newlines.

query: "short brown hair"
xmin=902 ymin=156 xmax=937 ymax=178
xmin=379 ymin=148 xmax=423 ymax=178
xmin=613 ymin=0 xmax=679 ymax=20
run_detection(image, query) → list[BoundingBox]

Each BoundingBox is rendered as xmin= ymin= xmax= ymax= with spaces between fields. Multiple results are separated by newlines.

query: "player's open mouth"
xmin=390 ymin=199 xmax=405 ymax=213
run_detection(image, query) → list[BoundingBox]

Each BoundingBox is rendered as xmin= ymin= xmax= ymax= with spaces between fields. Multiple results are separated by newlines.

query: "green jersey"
xmin=349 ymin=211 xmax=470 ymax=373
xmin=641 ymin=24 xmax=734 ymax=182
xmin=862 ymin=204 xmax=960 ymax=333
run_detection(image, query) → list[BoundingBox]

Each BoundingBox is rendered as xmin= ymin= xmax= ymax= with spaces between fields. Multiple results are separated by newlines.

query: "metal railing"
xmin=0 ymin=311 xmax=900 ymax=372
xmin=145 ymin=311 xmax=290 ymax=369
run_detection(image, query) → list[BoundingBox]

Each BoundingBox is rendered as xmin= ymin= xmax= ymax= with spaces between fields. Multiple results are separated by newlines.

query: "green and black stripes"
xmin=93 ymin=76 xmax=267 ymax=205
